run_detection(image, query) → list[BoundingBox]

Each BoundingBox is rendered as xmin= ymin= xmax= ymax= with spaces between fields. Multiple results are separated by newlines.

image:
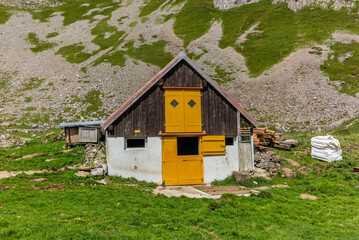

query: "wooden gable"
xmin=103 ymin=52 xmax=258 ymax=137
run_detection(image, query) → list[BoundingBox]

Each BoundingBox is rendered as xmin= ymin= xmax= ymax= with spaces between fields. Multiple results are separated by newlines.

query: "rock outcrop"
xmin=213 ymin=0 xmax=260 ymax=10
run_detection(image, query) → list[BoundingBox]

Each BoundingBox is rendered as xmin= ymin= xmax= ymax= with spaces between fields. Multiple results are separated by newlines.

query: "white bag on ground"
xmin=311 ymin=135 xmax=342 ymax=162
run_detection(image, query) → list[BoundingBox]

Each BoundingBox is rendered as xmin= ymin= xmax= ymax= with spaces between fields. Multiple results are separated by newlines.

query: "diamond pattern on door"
xmin=188 ymin=99 xmax=196 ymax=108
xmin=170 ymin=99 xmax=179 ymax=108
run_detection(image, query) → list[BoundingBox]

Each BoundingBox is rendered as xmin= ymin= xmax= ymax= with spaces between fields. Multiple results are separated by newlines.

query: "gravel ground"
xmin=0 ymin=0 xmax=358 ymax=130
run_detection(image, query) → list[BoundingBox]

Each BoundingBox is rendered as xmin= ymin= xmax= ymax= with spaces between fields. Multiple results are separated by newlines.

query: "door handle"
xmin=182 ymin=159 xmax=197 ymax=161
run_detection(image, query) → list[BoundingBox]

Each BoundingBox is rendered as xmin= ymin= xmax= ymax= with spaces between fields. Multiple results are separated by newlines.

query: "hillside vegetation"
xmin=0 ymin=0 xmax=358 ymax=129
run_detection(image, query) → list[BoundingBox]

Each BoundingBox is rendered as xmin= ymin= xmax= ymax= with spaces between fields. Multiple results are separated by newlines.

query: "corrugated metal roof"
xmin=59 ymin=121 xmax=104 ymax=128
xmin=101 ymin=51 xmax=258 ymax=130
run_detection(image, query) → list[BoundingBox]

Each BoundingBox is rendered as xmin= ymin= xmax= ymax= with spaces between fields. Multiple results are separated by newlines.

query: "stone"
xmin=213 ymin=0 xmax=260 ymax=11
xmin=91 ymin=168 xmax=104 ymax=176
xmin=282 ymin=168 xmax=297 ymax=179
xmin=79 ymin=166 xmax=92 ymax=171
xmin=271 ymin=184 xmax=288 ymax=188
xmin=75 ymin=171 xmax=90 ymax=177
xmin=29 ymin=178 xmax=46 ymax=182
xmin=96 ymin=179 xmax=107 ymax=185
xmin=233 ymin=171 xmax=251 ymax=182
xmin=299 ymin=194 xmax=318 ymax=200
xmin=252 ymin=186 xmax=270 ymax=191
xmin=102 ymin=164 xmax=108 ymax=174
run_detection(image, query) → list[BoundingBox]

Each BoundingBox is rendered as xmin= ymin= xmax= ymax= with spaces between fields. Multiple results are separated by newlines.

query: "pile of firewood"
xmin=253 ymin=128 xmax=298 ymax=149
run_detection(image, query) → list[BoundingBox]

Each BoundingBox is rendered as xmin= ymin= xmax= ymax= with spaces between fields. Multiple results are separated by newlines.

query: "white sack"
xmin=311 ymin=135 xmax=342 ymax=162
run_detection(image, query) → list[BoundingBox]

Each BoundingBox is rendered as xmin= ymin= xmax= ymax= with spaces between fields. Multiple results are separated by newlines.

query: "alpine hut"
xmin=101 ymin=52 xmax=258 ymax=185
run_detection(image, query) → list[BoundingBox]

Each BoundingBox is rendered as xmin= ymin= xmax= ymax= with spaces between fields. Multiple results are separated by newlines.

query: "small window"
xmin=177 ymin=137 xmax=199 ymax=156
xmin=126 ymin=138 xmax=146 ymax=148
xmin=225 ymin=137 xmax=234 ymax=146
xmin=240 ymin=135 xmax=251 ymax=143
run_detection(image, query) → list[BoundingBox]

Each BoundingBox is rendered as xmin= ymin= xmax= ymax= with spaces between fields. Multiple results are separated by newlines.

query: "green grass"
xmin=171 ymin=0 xmax=359 ymax=76
xmin=91 ymin=18 xmax=126 ymax=51
xmin=21 ymin=77 xmax=45 ymax=91
xmin=92 ymin=40 xmax=173 ymax=68
xmin=320 ymin=41 xmax=359 ymax=97
xmin=83 ymin=90 xmax=102 ymax=113
xmin=25 ymin=33 xmax=57 ymax=53
xmin=55 ymin=43 xmax=92 ymax=64
xmin=46 ymin=32 xmax=59 ymax=38
xmin=139 ymin=0 xmax=167 ymax=17
xmin=0 ymin=6 xmax=12 ymax=24
xmin=173 ymin=0 xmax=215 ymax=47
xmin=0 ymin=138 xmax=84 ymax=171
xmin=0 ymin=121 xmax=358 ymax=238
xmin=128 ymin=21 xmax=138 ymax=28
xmin=126 ymin=40 xmax=174 ymax=68
xmin=29 ymin=0 xmax=122 ymax=26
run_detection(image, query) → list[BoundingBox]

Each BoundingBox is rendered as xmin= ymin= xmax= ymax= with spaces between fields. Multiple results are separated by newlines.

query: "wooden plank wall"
xmin=110 ymin=85 xmax=165 ymax=137
xmin=201 ymin=85 xmax=238 ymax=136
xmin=163 ymin=61 xmax=202 ymax=87
xmin=109 ymin=60 xmax=238 ymax=137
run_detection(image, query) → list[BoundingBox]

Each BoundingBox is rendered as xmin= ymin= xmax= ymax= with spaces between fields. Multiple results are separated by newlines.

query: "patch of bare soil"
xmin=195 ymin=185 xmax=251 ymax=195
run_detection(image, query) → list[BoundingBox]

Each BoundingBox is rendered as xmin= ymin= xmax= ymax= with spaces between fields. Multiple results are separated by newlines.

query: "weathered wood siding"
xmin=109 ymin=85 xmax=165 ymax=137
xmin=163 ymin=61 xmax=202 ymax=87
xmin=65 ymin=127 xmax=79 ymax=144
xmin=109 ymin=60 xmax=237 ymax=137
xmin=202 ymin=85 xmax=238 ymax=135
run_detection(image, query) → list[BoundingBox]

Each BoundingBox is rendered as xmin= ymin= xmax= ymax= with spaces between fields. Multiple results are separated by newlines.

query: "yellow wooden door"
xmin=177 ymin=155 xmax=203 ymax=185
xmin=162 ymin=137 xmax=178 ymax=186
xmin=165 ymin=89 xmax=202 ymax=133
xmin=184 ymin=90 xmax=202 ymax=132
xmin=162 ymin=137 xmax=204 ymax=185
xmin=164 ymin=90 xmax=184 ymax=132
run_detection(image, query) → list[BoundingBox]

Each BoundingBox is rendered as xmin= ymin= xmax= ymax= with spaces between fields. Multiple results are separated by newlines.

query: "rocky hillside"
xmin=0 ymin=0 xmax=359 ymax=131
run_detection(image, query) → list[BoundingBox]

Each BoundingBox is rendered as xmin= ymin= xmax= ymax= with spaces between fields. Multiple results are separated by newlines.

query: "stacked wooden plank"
xmin=251 ymin=128 xmax=298 ymax=149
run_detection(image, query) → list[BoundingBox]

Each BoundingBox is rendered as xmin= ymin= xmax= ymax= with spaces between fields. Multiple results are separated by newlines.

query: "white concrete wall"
xmin=106 ymin=136 xmax=162 ymax=184
xmin=203 ymin=136 xmax=239 ymax=183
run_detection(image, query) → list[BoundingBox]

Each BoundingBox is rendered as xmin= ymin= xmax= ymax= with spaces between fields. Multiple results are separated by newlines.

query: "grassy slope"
xmin=3 ymin=0 xmax=359 ymax=86
xmin=172 ymin=0 xmax=359 ymax=77
xmin=0 ymin=121 xmax=358 ymax=239
xmin=321 ymin=41 xmax=359 ymax=97
xmin=0 ymin=6 xmax=12 ymax=24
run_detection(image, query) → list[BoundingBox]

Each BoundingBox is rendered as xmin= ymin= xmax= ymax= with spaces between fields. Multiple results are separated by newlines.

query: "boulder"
xmin=233 ymin=171 xmax=250 ymax=182
xmin=91 ymin=168 xmax=104 ymax=176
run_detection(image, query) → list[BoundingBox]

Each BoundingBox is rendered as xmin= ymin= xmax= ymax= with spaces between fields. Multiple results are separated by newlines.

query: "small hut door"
xmin=162 ymin=137 xmax=178 ymax=186
xmin=162 ymin=136 xmax=203 ymax=186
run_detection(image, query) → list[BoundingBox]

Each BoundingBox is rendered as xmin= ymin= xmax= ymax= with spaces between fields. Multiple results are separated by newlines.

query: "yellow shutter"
xmin=165 ymin=89 xmax=184 ymax=132
xmin=184 ymin=90 xmax=202 ymax=132
xmin=165 ymin=89 xmax=202 ymax=133
xmin=201 ymin=135 xmax=226 ymax=155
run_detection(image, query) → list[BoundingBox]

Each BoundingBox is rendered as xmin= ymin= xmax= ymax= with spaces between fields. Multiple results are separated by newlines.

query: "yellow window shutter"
xmin=201 ymin=135 xmax=226 ymax=156
xmin=165 ymin=89 xmax=185 ymax=132
xmin=184 ymin=90 xmax=202 ymax=132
